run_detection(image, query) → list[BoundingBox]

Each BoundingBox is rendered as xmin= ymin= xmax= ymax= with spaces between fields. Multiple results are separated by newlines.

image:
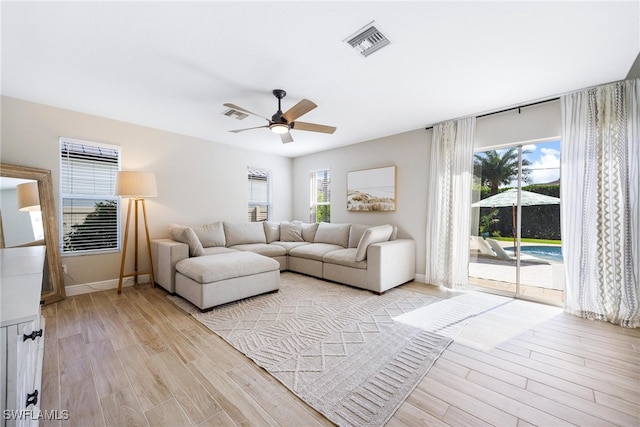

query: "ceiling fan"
xmin=224 ymin=89 xmax=336 ymax=143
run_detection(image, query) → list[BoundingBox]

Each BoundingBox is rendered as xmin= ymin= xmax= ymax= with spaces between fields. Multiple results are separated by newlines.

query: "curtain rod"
xmin=424 ymin=96 xmax=560 ymax=131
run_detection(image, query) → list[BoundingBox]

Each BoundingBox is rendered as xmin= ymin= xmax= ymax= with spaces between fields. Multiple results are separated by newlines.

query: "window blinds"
xmin=248 ymin=168 xmax=270 ymax=222
xmin=60 ymin=139 xmax=120 ymax=253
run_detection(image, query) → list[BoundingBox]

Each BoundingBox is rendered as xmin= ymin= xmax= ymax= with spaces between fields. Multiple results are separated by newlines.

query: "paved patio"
xmin=468 ymin=240 xmax=565 ymax=305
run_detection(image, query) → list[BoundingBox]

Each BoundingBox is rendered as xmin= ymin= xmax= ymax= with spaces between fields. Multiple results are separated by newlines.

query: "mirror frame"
xmin=1 ymin=163 xmax=66 ymax=304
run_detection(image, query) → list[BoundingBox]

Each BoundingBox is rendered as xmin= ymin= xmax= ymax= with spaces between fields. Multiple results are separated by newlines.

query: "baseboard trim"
xmin=66 ymin=273 xmax=424 ymax=296
xmin=65 ymin=274 xmax=151 ymax=296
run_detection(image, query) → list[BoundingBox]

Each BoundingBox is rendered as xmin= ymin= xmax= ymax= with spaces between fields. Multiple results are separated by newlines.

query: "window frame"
xmin=59 ymin=137 xmax=121 ymax=256
xmin=310 ymin=169 xmax=331 ymax=223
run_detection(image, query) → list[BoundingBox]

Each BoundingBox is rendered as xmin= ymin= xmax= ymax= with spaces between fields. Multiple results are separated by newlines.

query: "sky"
xmin=490 ymin=140 xmax=561 ymax=187
xmin=522 ymin=140 xmax=561 ymax=185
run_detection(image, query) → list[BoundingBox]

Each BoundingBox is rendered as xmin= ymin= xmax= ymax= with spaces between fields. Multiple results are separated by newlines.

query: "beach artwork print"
xmin=347 ymin=166 xmax=396 ymax=211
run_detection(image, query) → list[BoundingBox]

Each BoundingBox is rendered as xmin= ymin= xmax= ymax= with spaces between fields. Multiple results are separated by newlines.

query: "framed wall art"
xmin=347 ymin=165 xmax=396 ymax=212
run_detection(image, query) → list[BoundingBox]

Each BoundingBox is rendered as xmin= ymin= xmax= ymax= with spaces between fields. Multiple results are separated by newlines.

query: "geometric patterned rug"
xmin=169 ymin=272 xmax=478 ymax=426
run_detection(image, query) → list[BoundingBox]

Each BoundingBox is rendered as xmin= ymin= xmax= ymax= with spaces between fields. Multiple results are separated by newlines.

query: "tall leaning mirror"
xmin=0 ymin=163 xmax=66 ymax=304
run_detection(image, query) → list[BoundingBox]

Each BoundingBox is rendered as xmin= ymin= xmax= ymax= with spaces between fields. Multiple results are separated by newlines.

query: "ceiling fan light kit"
xmin=269 ymin=123 xmax=289 ymax=134
xmin=224 ymin=89 xmax=336 ymax=143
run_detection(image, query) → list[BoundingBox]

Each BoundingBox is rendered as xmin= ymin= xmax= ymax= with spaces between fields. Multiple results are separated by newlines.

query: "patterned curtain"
xmin=560 ymin=79 xmax=639 ymax=327
xmin=425 ymin=117 xmax=476 ymax=289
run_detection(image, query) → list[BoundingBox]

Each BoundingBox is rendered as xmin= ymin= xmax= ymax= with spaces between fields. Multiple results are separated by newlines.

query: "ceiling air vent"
xmin=222 ymin=108 xmax=249 ymax=120
xmin=345 ymin=21 xmax=390 ymax=57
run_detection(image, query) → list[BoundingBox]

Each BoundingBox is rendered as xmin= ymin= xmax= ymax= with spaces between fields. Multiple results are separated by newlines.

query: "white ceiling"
xmin=2 ymin=1 xmax=639 ymax=158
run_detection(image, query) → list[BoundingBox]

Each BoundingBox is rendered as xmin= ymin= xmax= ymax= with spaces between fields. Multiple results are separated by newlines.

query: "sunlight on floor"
xmin=394 ymin=291 xmax=563 ymax=352
xmin=454 ymin=292 xmax=562 ymax=351
xmin=393 ymin=299 xmax=479 ymax=339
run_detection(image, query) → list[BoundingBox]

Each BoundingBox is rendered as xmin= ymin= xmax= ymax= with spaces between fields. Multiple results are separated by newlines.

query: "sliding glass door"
xmin=469 ymin=140 xmax=564 ymax=305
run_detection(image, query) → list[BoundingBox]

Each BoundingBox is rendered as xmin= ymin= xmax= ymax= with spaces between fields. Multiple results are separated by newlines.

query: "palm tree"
xmin=474 ymin=148 xmax=531 ymax=195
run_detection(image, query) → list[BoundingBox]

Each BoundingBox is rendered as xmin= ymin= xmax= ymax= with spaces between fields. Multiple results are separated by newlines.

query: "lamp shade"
xmin=115 ymin=171 xmax=157 ymax=198
xmin=17 ymin=182 xmax=41 ymax=211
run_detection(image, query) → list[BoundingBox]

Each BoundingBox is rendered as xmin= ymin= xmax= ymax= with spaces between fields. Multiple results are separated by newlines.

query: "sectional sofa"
xmin=151 ymin=221 xmax=416 ymax=310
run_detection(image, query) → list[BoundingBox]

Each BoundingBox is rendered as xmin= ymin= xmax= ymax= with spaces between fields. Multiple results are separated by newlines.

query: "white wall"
xmin=292 ymin=128 xmax=432 ymax=277
xmin=1 ymin=96 xmax=293 ymax=286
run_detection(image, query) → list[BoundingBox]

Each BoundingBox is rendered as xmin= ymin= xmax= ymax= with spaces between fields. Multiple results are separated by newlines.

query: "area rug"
xmin=170 ymin=272 xmax=477 ymax=426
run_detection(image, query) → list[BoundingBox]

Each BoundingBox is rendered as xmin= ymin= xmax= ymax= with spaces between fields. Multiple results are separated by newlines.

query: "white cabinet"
xmin=1 ymin=246 xmax=47 ymax=427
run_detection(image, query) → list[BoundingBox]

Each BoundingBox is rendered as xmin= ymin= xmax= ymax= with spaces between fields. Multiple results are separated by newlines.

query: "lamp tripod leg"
xmin=117 ymin=199 xmax=133 ymax=294
xmin=141 ymin=199 xmax=155 ymax=287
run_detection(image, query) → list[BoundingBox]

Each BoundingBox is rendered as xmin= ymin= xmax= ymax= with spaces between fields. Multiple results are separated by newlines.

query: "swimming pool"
xmin=504 ymin=245 xmax=563 ymax=263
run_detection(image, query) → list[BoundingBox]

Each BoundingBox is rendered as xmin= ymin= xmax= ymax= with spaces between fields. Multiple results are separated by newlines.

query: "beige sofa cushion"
xmin=314 ymin=222 xmax=351 ymax=247
xmin=191 ymin=222 xmax=226 ymax=247
xmin=263 ymin=221 xmax=281 ymax=243
xmin=355 ymin=224 xmax=393 ymax=261
xmin=323 ymin=248 xmax=367 ymax=269
xmin=223 ymin=222 xmax=266 ymax=246
xmin=289 ymin=243 xmax=344 ymax=261
xmin=176 ymin=252 xmax=279 ymax=283
xmin=270 ymin=241 xmax=310 ymax=253
xmin=168 ymin=224 xmax=204 ymax=257
xmin=229 ymin=243 xmax=286 ymax=257
xmin=202 ymin=246 xmax=237 ymax=256
xmin=280 ymin=222 xmax=304 ymax=242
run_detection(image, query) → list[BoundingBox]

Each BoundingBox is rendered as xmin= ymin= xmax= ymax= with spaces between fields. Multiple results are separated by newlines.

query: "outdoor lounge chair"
xmin=470 ymin=235 xmax=497 ymax=256
xmin=485 ymin=238 xmax=549 ymax=264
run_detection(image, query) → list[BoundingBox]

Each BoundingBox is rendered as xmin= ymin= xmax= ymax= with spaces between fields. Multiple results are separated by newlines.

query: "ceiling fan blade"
xmin=291 ymin=121 xmax=337 ymax=134
xmin=229 ymin=125 xmax=269 ymax=133
xmin=280 ymin=132 xmax=294 ymax=144
xmin=283 ymin=99 xmax=317 ymax=122
xmin=223 ymin=103 xmax=270 ymax=121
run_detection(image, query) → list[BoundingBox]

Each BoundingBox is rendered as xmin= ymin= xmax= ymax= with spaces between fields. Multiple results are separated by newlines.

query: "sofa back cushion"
xmin=355 ymin=224 xmax=393 ymax=261
xmin=263 ymin=221 xmax=281 ymax=243
xmin=191 ymin=222 xmax=226 ymax=247
xmin=223 ymin=222 xmax=266 ymax=246
xmin=280 ymin=222 xmax=304 ymax=242
xmin=314 ymin=222 xmax=351 ymax=247
xmin=168 ymin=224 xmax=205 ymax=257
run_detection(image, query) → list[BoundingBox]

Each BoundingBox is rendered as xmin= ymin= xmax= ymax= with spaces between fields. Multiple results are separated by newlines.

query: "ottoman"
xmin=175 ymin=251 xmax=280 ymax=311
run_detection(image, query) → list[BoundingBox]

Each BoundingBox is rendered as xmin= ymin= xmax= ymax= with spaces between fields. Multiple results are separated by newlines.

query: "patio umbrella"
xmin=471 ymin=188 xmax=560 ymax=250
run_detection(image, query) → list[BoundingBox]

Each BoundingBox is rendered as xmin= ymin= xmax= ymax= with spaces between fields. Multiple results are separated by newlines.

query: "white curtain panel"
xmin=425 ymin=117 xmax=476 ymax=289
xmin=560 ymin=79 xmax=639 ymax=327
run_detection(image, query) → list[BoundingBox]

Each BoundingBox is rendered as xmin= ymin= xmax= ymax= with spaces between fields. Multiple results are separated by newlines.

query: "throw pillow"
xmin=280 ymin=222 xmax=304 ymax=242
xmin=168 ymin=224 xmax=205 ymax=257
xmin=355 ymin=224 xmax=393 ymax=262
xmin=348 ymin=224 xmax=370 ymax=248
xmin=191 ymin=222 xmax=226 ymax=247
xmin=314 ymin=222 xmax=351 ymax=247
xmin=301 ymin=222 xmax=319 ymax=242
xmin=263 ymin=221 xmax=281 ymax=243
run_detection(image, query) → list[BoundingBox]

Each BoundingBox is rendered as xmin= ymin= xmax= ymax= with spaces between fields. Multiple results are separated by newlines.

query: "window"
xmin=310 ymin=169 xmax=331 ymax=223
xmin=248 ymin=168 xmax=270 ymax=222
xmin=60 ymin=138 xmax=120 ymax=254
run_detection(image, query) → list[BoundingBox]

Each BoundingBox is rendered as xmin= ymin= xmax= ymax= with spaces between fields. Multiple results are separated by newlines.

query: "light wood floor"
xmin=40 ymin=277 xmax=640 ymax=427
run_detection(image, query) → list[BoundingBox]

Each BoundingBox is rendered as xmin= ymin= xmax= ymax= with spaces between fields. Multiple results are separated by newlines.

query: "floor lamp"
xmin=116 ymin=171 xmax=157 ymax=294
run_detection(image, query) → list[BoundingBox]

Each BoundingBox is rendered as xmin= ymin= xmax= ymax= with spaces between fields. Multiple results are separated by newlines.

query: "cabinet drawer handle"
xmin=23 ymin=329 xmax=43 ymax=341
xmin=26 ymin=390 xmax=38 ymax=407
